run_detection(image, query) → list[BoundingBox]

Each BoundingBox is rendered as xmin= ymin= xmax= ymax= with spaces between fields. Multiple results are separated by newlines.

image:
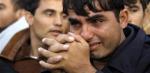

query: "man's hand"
xmin=38 ymin=33 xmax=96 ymax=73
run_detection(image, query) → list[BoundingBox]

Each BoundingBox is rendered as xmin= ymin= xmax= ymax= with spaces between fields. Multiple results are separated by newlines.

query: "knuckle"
xmin=50 ymin=43 xmax=62 ymax=52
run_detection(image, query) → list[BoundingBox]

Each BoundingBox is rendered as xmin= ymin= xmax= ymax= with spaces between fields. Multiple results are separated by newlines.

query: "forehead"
xmin=65 ymin=0 xmax=108 ymax=17
xmin=134 ymin=0 xmax=141 ymax=4
xmin=68 ymin=4 xmax=104 ymax=18
xmin=0 ymin=0 xmax=12 ymax=5
xmin=38 ymin=0 xmax=63 ymax=11
xmin=128 ymin=0 xmax=140 ymax=5
xmin=68 ymin=9 xmax=114 ymax=20
xmin=128 ymin=1 xmax=142 ymax=8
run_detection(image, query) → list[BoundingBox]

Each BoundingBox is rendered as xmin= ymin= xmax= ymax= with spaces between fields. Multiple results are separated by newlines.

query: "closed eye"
xmin=128 ymin=5 xmax=139 ymax=12
xmin=0 ymin=4 xmax=5 ymax=10
xmin=43 ymin=9 xmax=55 ymax=16
xmin=69 ymin=18 xmax=81 ymax=25
xmin=69 ymin=18 xmax=81 ymax=29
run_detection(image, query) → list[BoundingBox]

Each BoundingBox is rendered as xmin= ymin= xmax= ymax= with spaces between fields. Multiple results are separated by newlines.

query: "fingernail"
xmin=68 ymin=36 xmax=74 ymax=41
xmin=39 ymin=60 xmax=45 ymax=64
xmin=68 ymin=32 xmax=75 ymax=36
xmin=56 ymin=55 xmax=62 ymax=60
xmin=38 ymin=47 xmax=45 ymax=52
xmin=63 ymin=44 xmax=69 ymax=49
xmin=42 ymin=38 xmax=47 ymax=42
xmin=38 ymin=47 xmax=42 ymax=51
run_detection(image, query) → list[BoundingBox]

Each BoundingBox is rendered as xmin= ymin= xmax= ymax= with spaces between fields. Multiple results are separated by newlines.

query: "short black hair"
xmin=124 ymin=0 xmax=149 ymax=11
xmin=63 ymin=0 xmax=125 ymax=20
xmin=10 ymin=0 xmax=21 ymax=10
xmin=15 ymin=0 xmax=40 ymax=15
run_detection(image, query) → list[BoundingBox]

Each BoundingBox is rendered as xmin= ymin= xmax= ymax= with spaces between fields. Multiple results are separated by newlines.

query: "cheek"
xmin=32 ymin=19 xmax=52 ymax=38
xmin=135 ymin=12 xmax=144 ymax=20
xmin=70 ymin=29 xmax=81 ymax=34
xmin=93 ymin=24 xmax=112 ymax=39
xmin=129 ymin=11 xmax=144 ymax=22
xmin=69 ymin=26 xmax=80 ymax=34
xmin=62 ymin=20 xmax=69 ymax=33
xmin=94 ymin=24 xmax=121 ymax=48
xmin=0 ymin=13 xmax=17 ymax=28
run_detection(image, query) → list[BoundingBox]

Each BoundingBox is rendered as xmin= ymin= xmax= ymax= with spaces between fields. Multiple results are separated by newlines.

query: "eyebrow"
xmin=68 ymin=18 xmax=81 ymax=24
xmin=128 ymin=4 xmax=139 ymax=9
xmin=43 ymin=9 xmax=55 ymax=13
xmin=86 ymin=14 xmax=105 ymax=21
xmin=0 ymin=3 xmax=5 ymax=7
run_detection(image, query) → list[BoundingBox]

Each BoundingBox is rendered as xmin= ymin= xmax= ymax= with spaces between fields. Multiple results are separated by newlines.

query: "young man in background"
xmin=124 ymin=0 xmax=149 ymax=28
xmin=16 ymin=0 xmax=70 ymax=73
xmin=0 ymin=0 xmax=28 ymax=73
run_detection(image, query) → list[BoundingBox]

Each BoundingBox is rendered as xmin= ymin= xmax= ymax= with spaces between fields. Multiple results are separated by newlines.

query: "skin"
xmin=143 ymin=3 xmax=150 ymax=34
xmin=38 ymin=1 xmax=129 ymax=73
xmin=26 ymin=0 xmax=69 ymax=56
xmin=68 ymin=10 xmax=127 ymax=60
xmin=0 ymin=0 xmax=18 ymax=30
xmin=125 ymin=0 xmax=144 ymax=28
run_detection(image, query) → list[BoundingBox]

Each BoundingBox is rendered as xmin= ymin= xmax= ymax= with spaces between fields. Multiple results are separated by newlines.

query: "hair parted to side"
xmin=15 ymin=0 xmax=40 ymax=15
xmin=63 ymin=0 xmax=125 ymax=19
xmin=124 ymin=0 xmax=149 ymax=11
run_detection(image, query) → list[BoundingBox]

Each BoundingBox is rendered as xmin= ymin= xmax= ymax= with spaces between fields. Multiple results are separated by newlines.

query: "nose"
xmin=54 ymin=14 xmax=62 ymax=26
xmin=80 ymin=25 xmax=93 ymax=41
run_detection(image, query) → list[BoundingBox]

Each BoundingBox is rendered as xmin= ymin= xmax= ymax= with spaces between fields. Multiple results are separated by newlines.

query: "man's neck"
xmin=30 ymin=29 xmax=42 ymax=57
xmin=92 ymin=60 xmax=107 ymax=70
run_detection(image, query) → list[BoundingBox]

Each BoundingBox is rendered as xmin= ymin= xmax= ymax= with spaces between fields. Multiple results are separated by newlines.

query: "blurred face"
xmin=68 ymin=6 xmax=127 ymax=60
xmin=125 ymin=0 xmax=144 ymax=27
xmin=143 ymin=2 xmax=150 ymax=25
xmin=30 ymin=0 xmax=69 ymax=39
xmin=143 ymin=3 xmax=150 ymax=34
xmin=0 ymin=0 xmax=18 ymax=29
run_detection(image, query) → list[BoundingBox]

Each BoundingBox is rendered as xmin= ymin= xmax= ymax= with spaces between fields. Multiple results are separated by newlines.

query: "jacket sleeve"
xmin=0 ymin=58 xmax=17 ymax=73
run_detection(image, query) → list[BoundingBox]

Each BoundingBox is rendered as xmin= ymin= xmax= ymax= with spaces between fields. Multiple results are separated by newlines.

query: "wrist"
xmin=84 ymin=64 xmax=97 ymax=73
xmin=69 ymin=63 xmax=97 ymax=73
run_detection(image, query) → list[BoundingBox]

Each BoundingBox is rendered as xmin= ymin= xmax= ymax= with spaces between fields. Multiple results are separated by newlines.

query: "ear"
xmin=15 ymin=9 xmax=27 ymax=18
xmin=119 ymin=9 xmax=128 ymax=29
xmin=15 ymin=9 xmax=34 ymax=26
xmin=24 ymin=11 xmax=34 ymax=26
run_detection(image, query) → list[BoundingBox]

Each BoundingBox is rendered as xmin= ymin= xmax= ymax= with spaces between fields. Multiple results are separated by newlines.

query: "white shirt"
xmin=0 ymin=16 xmax=29 ymax=53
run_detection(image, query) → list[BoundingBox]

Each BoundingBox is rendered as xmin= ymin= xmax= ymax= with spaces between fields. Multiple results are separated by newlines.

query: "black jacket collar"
xmin=103 ymin=24 xmax=147 ymax=73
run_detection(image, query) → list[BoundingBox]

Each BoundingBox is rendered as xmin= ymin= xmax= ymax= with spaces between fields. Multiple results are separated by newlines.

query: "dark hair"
xmin=63 ymin=0 xmax=125 ymax=20
xmin=15 ymin=0 xmax=40 ymax=15
xmin=124 ymin=0 xmax=149 ymax=11
xmin=10 ymin=0 xmax=20 ymax=10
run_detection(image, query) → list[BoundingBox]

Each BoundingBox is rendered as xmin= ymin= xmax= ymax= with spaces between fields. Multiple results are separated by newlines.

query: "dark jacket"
xmin=0 ymin=58 xmax=17 ymax=73
xmin=42 ymin=24 xmax=150 ymax=73
xmin=97 ymin=24 xmax=150 ymax=73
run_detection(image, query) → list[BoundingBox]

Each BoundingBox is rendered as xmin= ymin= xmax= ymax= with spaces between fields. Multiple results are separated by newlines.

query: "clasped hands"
xmin=38 ymin=33 xmax=96 ymax=73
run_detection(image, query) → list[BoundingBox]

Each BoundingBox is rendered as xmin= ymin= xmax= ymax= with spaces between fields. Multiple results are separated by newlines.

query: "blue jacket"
xmin=97 ymin=24 xmax=150 ymax=73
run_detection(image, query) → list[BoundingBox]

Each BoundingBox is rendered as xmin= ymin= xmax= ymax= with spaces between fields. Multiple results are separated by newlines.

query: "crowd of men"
xmin=0 ymin=0 xmax=150 ymax=73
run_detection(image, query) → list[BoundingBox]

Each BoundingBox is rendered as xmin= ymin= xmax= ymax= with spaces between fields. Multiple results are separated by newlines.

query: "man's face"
xmin=0 ymin=0 xmax=18 ymax=29
xmin=68 ymin=7 xmax=127 ymax=60
xmin=31 ymin=0 xmax=69 ymax=39
xmin=126 ymin=0 xmax=144 ymax=27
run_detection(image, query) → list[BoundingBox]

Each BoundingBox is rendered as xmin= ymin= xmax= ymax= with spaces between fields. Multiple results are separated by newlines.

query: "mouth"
xmin=89 ymin=42 xmax=101 ymax=51
xmin=49 ymin=30 xmax=62 ymax=36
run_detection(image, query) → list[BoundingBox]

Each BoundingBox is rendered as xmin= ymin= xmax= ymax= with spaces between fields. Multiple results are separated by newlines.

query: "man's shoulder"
xmin=0 ymin=58 xmax=17 ymax=73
